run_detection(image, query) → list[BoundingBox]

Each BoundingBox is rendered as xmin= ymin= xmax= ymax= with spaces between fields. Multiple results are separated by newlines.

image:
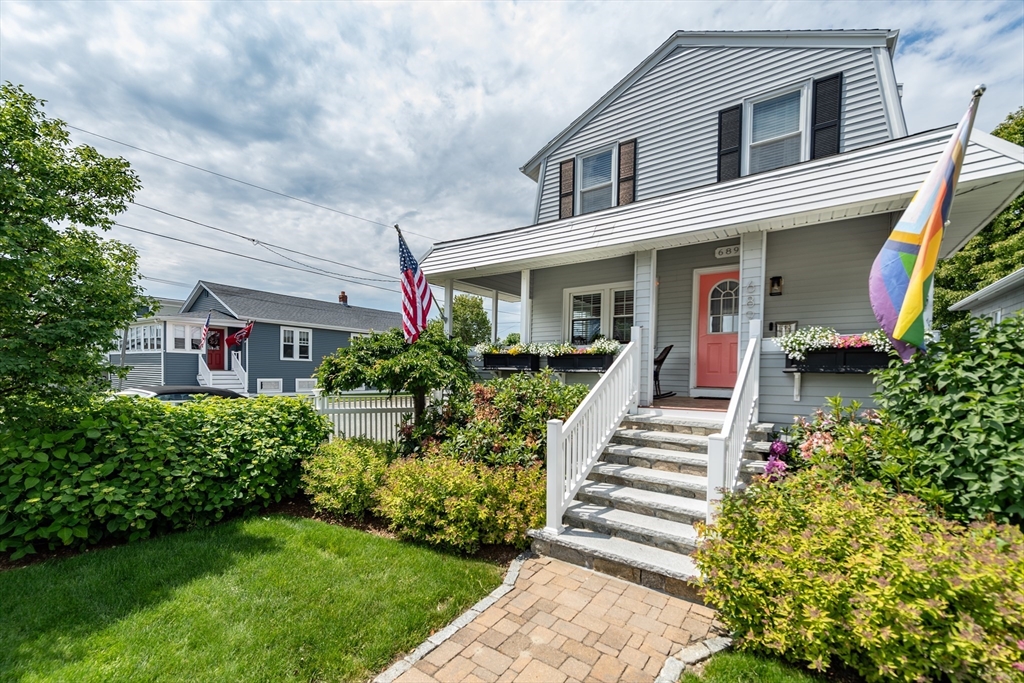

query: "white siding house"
xmin=422 ymin=29 xmax=1024 ymax=423
xmin=948 ymin=267 xmax=1024 ymax=323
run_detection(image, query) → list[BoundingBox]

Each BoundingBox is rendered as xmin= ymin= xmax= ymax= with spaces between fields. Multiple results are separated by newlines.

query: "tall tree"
xmin=451 ymin=293 xmax=491 ymax=345
xmin=0 ymin=83 xmax=145 ymax=416
xmin=934 ymin=107 xmax=1024 ymax=338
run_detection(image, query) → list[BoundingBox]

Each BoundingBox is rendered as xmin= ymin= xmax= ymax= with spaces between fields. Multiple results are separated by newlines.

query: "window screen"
xmin=750 ymin=91 xmax=802 ymax=174
xmin=571 ymin=293 xmax=602 ymax=344
xmin=282 ymin=329 xmax=295 ymax=359
xmin=612 ymin=290 xmax=634 ymax=342
xmin=580 ymin=149 xmax=614 ymax=214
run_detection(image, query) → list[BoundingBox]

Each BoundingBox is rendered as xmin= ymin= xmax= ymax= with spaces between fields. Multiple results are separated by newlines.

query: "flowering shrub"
xmin=774 ymin=326 xmax=893 ymax=361
xmin=696 ymin=466 xmax=1024 ymax=682
xmin=478 ymin=339 xmax=623 ymax=357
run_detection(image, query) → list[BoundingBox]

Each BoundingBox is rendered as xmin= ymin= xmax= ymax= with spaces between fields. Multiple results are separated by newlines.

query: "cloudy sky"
xmin=2 ymin=0 xmax=1022 ymax=335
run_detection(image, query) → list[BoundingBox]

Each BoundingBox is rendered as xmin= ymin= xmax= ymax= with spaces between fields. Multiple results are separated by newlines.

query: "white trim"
xmin=575 ymin=145 xmax=618 ymax=216
xmin=295 ymin=377 xmax=318 ymax=394
xmin=562 ymin=280 xmax=634 ymax=344
xmin=741 ymin=80 xmax=812 ymax=177
xmin=872 ymin=46 xmax=908 ymax=139
xmin=180 ymin=282 xmax=238 ymax=318
xmin=256 ymin=378 xmax=284 ymax=394
xmin=167 ymin=323 xmax=208 ymax=354
xmin=689 ymin=265 xmax=741 ymax=397
xmin=118 ymin=323 xmax=164 ymax=354
xmin=532 ymin=157 xmax=547 ymax=224
xmin=949 ymin=267 xmax=1024 ymax=311
xmin=280 ymin=326 xmax=313 ymax=361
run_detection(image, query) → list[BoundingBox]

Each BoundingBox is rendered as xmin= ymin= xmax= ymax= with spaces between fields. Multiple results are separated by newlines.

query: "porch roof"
xmin=422 ymin=127 xmax=1024 ymax=291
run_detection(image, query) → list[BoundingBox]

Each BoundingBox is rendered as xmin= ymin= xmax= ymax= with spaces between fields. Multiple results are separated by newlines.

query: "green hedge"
xmin=695 ymin=466 xmax=1024 ymax=682
xmin=0 ymin=396 xmax=330 ymax=558
xmin=873 ymin=314 xmax=1024 ymax=525
xmin=302 ymin=438 xmax=395 ymax=517
xmin=375 ymin=456 xmax=545 ymax=553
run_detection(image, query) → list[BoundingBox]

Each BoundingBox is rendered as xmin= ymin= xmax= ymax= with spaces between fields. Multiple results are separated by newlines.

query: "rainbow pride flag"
xmin=869 ymin=89 xmax=984 ymax=361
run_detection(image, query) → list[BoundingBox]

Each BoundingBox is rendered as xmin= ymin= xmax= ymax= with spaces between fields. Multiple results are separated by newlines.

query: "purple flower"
xmin=768 ymin=439 xmax=790 ymax=459
xmin=764 ymin=453 xmax=788 ymax=481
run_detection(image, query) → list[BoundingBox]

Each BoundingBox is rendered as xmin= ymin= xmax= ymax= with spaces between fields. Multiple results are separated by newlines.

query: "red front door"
xmin=205 ymin=328 xmax=225 ymax=370
xmin=696 ymin=272 xmax=739 ymax=388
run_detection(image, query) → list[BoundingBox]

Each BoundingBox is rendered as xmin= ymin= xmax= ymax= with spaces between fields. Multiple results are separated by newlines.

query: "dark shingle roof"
xmin=196 ymin=281 xmax=402 ymax=332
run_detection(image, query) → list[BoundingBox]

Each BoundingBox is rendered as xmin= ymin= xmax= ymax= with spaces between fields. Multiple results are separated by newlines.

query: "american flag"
xmin=399 ymin=233 xmax=431 ymax=343
xmin=198 ymin=313 xmax=212 ymax=348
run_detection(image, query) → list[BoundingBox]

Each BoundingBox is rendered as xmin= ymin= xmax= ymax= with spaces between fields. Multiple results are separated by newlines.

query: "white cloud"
xmin=1 ymin=0 xmax=1021 ymax=317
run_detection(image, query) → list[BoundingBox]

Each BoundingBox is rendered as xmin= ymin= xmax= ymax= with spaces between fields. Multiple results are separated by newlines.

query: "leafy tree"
xmin=314 ymin=321 xmax=473 ymax=424
xmin=934 ymin=107 xmax=1024 ymax=338
xmin=0 ymin=83 xmax=146 ymax=417
xmin=451 ymin=293 xmax=491 ymax=346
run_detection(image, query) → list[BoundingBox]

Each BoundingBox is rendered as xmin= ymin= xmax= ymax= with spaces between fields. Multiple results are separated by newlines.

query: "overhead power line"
xmin=112 ymin=222 xmax=400 ymax=293
xmin=67 ymin=124 xmax=437 ymax=240
xmin=132 ymin=202 xmax=397 ymax=281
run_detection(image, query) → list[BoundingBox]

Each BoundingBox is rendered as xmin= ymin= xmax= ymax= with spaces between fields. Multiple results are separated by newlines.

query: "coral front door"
xmin=205 ymin=328 xmax=225 ymax=370
xmin=696 ymin=271 xmax=739 ymax=388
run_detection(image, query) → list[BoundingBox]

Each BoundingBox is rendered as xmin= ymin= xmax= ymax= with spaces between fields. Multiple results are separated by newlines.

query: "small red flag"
xmin=226 ymin=321 xmax=254 ymax=347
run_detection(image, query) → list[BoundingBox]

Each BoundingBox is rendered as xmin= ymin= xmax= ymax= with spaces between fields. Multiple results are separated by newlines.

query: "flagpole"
xmin=394 ymin=224 xmax=446 ymax=323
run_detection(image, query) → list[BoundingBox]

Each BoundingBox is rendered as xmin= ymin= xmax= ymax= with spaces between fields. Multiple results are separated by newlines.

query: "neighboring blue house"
xmin=109 ymin=281 xmax=402 ymax=395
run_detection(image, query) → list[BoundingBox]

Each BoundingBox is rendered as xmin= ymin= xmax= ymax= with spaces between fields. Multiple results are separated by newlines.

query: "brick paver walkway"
xmin=395 ymin=557 xmax=723 ymax=683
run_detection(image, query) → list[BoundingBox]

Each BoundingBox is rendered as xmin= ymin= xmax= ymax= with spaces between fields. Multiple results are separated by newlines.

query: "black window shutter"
xmin=717 ymin=106 xmax=742 ymax=181
xmin=812 ymin=73 xmax=843 ymax=159
xmin=558 ymin=158 xmax=575 ymax=219
xmin=617 ymin=139 xmax=637 ymax=206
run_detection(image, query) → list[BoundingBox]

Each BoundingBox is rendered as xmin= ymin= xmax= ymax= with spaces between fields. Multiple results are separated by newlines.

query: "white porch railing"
xmin=197 ymin=355 xmax=212 ymax=387
xmin=545 ymin=326 xmax=642 ymax=533
xmin=230 ymin=350 xmax=247 ymax=393
xmin=314 ymin=391 xmax=416 ymax=442
xmin=706 ymin=320 xmax=761 ymax=523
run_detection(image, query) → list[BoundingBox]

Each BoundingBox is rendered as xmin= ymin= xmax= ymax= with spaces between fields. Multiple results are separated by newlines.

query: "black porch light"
xmin=769 ymin=276 xmax=784 ymax=296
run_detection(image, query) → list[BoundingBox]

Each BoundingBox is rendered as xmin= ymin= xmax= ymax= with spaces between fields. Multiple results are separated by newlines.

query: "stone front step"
xmin=563 ymin=501 xmax=699 ymax=554
xmin=528 ymin=527 xmax=703 ymax=603
xmin=611 ymin=429 xmax=710 ymax=454
xmin=589 ymin=462 xmax=707 ymax=500
xmin=602 ymin=443 xmax=708 ymax=476
xmin=620 ymin=413 xmax=724 ymax=436
xmin=576 ymin=480 xmax=708 ymax=525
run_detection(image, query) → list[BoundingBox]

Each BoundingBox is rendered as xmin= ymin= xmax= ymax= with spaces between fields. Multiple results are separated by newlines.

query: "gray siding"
xmin=164 ymin=352 xmax=201 ymax=385
xmin=654 ymin=241 xmax=740 ymax=396
xmin=758 ymin=349 xmax=877 ymax=426
xmin=245 ymin=322 xmax=350 ymax=394
xmin=187 ymin=289 xmax=226 ymax=315
xmin=530 ymin=256 xmax=635 ymax=343
xmin=537 ymin=46 xmax=890 ymax=222
xmin=108 ymin=352 xmax=162 ymax=389
xmin=762 ymin=215 xmax=890 ymax=334
xmin=969 ymin=289 xmax=1024 ymax=322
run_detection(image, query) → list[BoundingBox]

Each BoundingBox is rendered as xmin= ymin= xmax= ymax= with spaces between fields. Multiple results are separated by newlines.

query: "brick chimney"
xmin=338 ymin=291 xmax=349 ymax=306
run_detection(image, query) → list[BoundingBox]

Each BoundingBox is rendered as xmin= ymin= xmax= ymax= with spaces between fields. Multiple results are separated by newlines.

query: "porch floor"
xmin=651 ymin=396 xmax=729 ymax=412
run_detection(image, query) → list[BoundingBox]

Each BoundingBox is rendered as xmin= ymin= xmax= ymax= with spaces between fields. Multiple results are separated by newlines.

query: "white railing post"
xmin=629 ymin=325 xmax=641 ymax=413
xmin=546 ymin=419 xmax=564 ymax=533
xmin=749 ymin=320 xmax=761 ymax=423
xmin=231 ymin=350 xmax=247 ymax=394
xmin=198 ymin=355 xmax=212 ymax=387
xmin=706 ymin=433 xmax=726 ymax=523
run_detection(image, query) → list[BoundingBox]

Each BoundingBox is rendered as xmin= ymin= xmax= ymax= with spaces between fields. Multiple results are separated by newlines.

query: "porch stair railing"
xmin=197 ymin=354 xmax=213 ymax=387
xmin=230 ymin=350 xmax=247 ymax=394
xmin=706 ymin=320 xmax=761 ymax=523
xmin=545 ymin=325 xmax=641 ymax=533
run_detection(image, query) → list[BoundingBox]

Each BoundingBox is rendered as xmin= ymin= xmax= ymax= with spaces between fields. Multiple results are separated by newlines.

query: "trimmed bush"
xmin=873 ymin=314 xmax=1024 ymax=525
xmin=375 ymin=456 xmax=544 ymax=552
xmin=696 ymin=466 xmax=1024 ymax=682
xmin=0 ymin=395 xmax=330 ymax=559
xmin=302 ymin=438 xmax=395 ymax=517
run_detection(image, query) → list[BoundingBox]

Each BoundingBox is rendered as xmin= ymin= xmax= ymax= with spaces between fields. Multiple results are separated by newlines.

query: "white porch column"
xmin=738 ymin=232 xmax=767 ymax=362
xmin=633 ymin=250 xmax=658 ymax=407
xmin=491 ymin=290 xmax=500 ymax=343
xmin=443 ymin=279 xmax=454 ymax=337
xmin=519 ymin=270 xmax=531 ymax=343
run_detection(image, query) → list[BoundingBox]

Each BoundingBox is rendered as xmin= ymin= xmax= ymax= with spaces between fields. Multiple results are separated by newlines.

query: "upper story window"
xmin=281 ymin=327 xmax=311 ymax=361
xmin=579 ymin=148 xmax=615 ymax=214
xmin=749 ymin=90 xmax=803 ymax=174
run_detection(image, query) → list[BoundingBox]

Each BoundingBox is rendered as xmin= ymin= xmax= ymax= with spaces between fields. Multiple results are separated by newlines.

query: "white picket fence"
xmin=314 ymin=392 xmax=415 ymax=441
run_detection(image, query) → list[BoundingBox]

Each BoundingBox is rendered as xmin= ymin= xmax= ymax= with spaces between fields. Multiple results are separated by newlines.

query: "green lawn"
xmin=0 ymin=515 xmax=503 ymax=682
xmin=682 ymin=651 xmax=825 ymax=683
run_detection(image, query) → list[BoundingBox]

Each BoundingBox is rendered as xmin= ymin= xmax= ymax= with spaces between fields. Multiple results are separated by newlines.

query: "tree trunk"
xmin=413 ymin=391 xmax=426 ymax=426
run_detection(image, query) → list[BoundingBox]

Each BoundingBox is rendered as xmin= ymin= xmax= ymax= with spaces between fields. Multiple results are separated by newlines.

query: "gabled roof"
xmin=948 ymin=267 xmax=1024 ymax=312
xmin=179 ymin=282 xmax=402 ymax=333
xmin=520 ymin=29 xmax=900 ymax=181
xmin=424 ymin=127 xmax=1024 ymax=284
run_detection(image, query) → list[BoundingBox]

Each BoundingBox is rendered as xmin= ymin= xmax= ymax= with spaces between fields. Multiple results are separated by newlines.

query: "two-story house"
xmin=109 ymin=281 xmax=402 ymax=395
xmin=421 ymin=29 xmax=1024 ymax=425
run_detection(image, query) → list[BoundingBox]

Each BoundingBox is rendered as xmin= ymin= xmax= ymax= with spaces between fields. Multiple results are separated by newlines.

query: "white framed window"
xmin=166 ymin=323 xmax=208 ymax=353
xmin=708 ymin=280 xmax=740 ymax=333
xmin=257 ymin=378 xmax=283 ymax=394
xmin=295 ymin=378 xmax=318 ymax=393
xmin=281 ymin=327 xmax=312 ymax=361
xmin=562 ymin=281 xmax=634 ymax=344
xmin=743 ymin=82 xmax=812 ymax=175
xmin=120 ymin=324 xmax=162 ymax=353
xmin=576 ymin=146 xmax=616 ymax=215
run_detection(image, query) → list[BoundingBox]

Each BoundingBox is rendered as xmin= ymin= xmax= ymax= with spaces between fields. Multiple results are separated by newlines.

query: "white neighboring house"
xmin=948 ymin=267 xmax=1024 ymax=323
xmin=419 ymin=30 xmax=1024 ymax=597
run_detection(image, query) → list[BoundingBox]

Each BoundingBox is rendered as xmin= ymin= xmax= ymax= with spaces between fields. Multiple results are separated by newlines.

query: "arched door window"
xmin=708 ymin=280 xmax=739 ymax=333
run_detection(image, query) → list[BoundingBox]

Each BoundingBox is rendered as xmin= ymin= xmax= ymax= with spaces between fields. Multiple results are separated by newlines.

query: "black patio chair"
xmin=653 ymin=345 xmax=675 ymax=400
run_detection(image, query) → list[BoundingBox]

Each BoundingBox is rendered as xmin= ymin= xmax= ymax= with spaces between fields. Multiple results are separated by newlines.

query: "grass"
xmin=0 ymin=515 xmax=503 ymax=682
xmin=681 ymin=651 xmax=825 ymax=683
